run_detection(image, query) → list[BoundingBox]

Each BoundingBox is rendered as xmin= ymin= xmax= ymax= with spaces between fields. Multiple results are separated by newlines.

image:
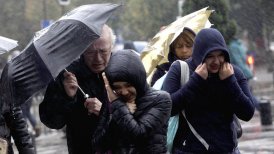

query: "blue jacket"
xmin=229 ymin=39 xmax=253 ymax=80
xmin=162 ymin=28 xmax=255 ymax=153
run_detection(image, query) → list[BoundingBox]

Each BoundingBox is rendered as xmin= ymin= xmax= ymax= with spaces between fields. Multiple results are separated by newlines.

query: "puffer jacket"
xmin=162 ymin=28 xmax=255 ymax=153
xmin=92 ymin=50 xmax=172 ymax=154
xmin=39 ymin=57 xmax=108 ymax=154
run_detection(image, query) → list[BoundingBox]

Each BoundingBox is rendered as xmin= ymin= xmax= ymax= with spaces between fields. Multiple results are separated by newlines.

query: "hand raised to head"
xmin=195 ymin=63 xmax=208 ymax=80
xmin=102 ymin=72 xmax=118 ymax=102
xmin=219 ymin=62 xmax=234 ymax=80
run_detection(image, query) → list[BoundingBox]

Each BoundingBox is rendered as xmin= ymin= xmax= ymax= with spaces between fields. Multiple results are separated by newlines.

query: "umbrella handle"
xmin=64 ymin=69 xmax=89 ymax=99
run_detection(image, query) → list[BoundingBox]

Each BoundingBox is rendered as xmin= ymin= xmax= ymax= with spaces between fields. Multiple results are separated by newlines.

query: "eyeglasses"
xmin=84 ymin=48 xmax=111 ymax=56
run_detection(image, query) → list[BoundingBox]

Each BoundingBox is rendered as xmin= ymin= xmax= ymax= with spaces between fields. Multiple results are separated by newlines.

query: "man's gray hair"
xmin=104 ymin=24 xmax=116 ymax=48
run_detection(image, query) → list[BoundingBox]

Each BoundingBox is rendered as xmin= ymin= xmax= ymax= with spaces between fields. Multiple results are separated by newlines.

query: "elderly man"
xmin=39 ymin=25 xmax=115 ymax=154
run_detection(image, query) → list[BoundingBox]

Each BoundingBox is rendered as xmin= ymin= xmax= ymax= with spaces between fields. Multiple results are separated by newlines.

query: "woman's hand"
xmin=219 ymin=62 xmax=234 ymax=80
xmin=126 ymin=101 xmax=137 ymax=114
xmin=195 ymin=63 xmax=208 ymax=80
xmin=102 ymin=72 xmax=118 ymax=102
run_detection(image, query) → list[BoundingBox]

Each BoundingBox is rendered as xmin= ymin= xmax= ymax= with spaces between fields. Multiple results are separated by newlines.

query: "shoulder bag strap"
xmin=178 ymin=60 xmax=189 ymax=86
xmin=182 ymin=111 xmax=209 ymax=150
xmin=178 ymin=60 xmax=210 ymax=150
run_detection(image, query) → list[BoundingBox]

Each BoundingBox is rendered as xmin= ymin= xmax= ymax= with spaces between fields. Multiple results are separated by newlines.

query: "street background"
xmin=238 ymin=64 xmax=274 ymax=154
xmin=1 ymin=0 xmax=273 ymax=154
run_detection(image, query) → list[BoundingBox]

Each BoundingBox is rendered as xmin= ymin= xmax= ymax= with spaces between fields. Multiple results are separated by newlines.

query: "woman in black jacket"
xmin=92 ymin=50 xmax=172 ymax=154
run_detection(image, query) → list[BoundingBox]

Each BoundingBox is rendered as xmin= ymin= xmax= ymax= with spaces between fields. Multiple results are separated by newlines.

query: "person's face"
xmin=174 ymin=37 xmax=193 ymax=60
xmin=204 ymin=50 xmax=225 ymax=73
xmin=112 ymin=81 xmax=137 ymax=103
xmin=83 ymin=29 xmax=112 ymax=73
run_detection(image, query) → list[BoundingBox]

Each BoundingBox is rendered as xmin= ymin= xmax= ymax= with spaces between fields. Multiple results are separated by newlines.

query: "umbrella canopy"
xmin=0 ymin=36 xmax=18 ymax=54
xmin=0 ymin=3 xmax=121 ymax=106
xmin=140 ymin=7 xmax=213 ymax=80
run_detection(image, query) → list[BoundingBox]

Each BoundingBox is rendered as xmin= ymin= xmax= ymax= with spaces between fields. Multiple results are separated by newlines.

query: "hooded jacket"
xmin=162 ymin=28 xmax=255 ymax=153
xmin=39 ymin=57 xmax=108 ymax=154
xmin=92 ymin=50 xmax=172 ymax=154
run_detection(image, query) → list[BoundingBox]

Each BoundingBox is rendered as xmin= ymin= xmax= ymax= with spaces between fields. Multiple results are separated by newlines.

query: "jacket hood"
xmin=190 ymin=28 xmax=230 ymax=69
xmin=167 ymin=48 xmax=177 ymax=62
xmin=105 ymin=49 xmax=149 ymax=98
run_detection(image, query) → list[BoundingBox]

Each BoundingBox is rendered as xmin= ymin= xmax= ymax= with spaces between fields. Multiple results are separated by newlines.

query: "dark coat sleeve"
xmin=162 ymin=61 xmax=207 ymax=116
xmin=6 ymin=106 xmax=35 ymax=154
xmin=91 ymin=103 xmax=112 ymax=152
xmin=221 ymin=66 xmax=255 ymax=121
xmin=92 ymin=90 xmax=171 ymax=152
xmin=39 ymin=78 xmax=76 ymax=129
xmin=110 ymin=91 xmax=171 ymax=140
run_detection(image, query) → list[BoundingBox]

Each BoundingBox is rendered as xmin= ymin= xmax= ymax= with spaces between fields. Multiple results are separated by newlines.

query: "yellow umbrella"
xmin=140 ymin=7 xmax=213 ymax=82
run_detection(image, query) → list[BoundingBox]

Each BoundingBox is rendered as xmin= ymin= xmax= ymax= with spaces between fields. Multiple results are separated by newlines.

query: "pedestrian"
xmin=150 ymin=27 xmax=195 ymax=86
xmin=227 ymin=28 xmax=253 ymax=80
xmin=0 ymin=63 xmax=35 ymax=154
xmin=162 ymin=28 xmax=256 ymax=153
xmin=39 ymin=25 xmax=116 ymax=154
xmin=227 ymin=28 xmax=260 ymax=110
xmin=92 ymin=50 xmax=172 ymax=153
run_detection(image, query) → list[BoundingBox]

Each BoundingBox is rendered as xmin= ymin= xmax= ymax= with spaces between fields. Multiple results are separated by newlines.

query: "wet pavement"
xmin=34 ymin=131 xmax=67 ymax=154
xmin=239 ymin=110 xmax=274 ymax=154
xmin=13 ymin=130 xmax=67 ymax=154
xmin=13 ymin=64 xmax=274 ymax=154
xmin=238 ymin=64 xmax=274 ymax=154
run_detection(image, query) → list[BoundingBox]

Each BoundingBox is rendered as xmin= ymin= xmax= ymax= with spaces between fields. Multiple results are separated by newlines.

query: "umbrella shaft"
xmin=78 ymin=87 xmax=89 ymax=99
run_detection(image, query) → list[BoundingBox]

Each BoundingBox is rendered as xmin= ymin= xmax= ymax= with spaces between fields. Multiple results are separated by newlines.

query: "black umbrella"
xmin=0 ymin=3 xmax=121 ymax=106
